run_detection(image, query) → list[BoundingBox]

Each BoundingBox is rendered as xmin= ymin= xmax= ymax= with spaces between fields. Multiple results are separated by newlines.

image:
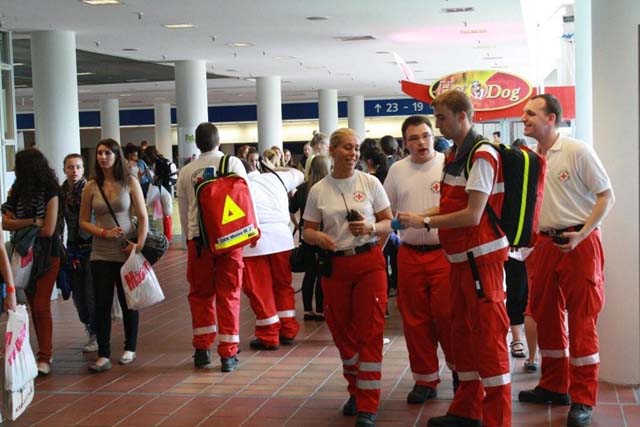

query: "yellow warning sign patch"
xmin=221 ymin=195 xmax=246 ymax=224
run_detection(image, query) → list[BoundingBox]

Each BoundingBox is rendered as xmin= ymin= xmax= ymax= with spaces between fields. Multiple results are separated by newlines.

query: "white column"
xmin=154 ymin=103 xmax=172 ymax=159
xmin=256 ymin=76 xmax=283 ymax=154
xmin=30 ymin=30 xmax=80 ymax=179
xmin=347 ymin=95 xmax=365 ymax=139
xmin=175 ymin=60 xmax=208 ymax=165
xmin=579 ymin=0 xmax=640 ymax=384
xmin=318 ymin=89 xmax=338 ymax=135
xmin=100 ymin=98 xmax=120 ymax=141
xmin=574 ymin=1 xmax=592 ymax=145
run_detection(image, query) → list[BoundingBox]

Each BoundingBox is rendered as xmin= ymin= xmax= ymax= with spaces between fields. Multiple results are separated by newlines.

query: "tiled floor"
xmin=2 ymin=246 xmax=638 ymax=426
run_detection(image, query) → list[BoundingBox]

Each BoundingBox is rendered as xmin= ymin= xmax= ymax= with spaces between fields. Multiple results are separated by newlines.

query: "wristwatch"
xmin=423 ymin=216 xmax=432 ymax=232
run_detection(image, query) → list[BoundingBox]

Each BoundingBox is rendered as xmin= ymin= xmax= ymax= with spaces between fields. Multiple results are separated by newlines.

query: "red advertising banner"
xmin=402 ymin=79 xmax=575 ymax=122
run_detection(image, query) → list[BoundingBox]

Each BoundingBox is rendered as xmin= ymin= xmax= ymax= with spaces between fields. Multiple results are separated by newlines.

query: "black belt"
xmin=332 ymin=243 xmax=375 ymax=257
xmin=540 ymin=224 xmax=584 ymax=237
xmin=403 ymin=243 xmax=442 ymax=252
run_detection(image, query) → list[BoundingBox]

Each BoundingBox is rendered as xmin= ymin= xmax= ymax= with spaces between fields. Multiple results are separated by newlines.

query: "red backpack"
xmin=195 ymin=155 xmax=260 ymax=254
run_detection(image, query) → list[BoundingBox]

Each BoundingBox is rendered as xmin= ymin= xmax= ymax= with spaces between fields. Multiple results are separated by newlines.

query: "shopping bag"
xmin=120 ymin=250 xmax=164 ymax=310
xmin=4 ymin=380 xmax=34 ymax=421
xmin=145 ymin=184 xmax=161 ymax=207
xmin=10 ymin=246 xmax=34 ymax=290
xmin=111 ymin=293 xmax=123 ymax=321
xmin=4 ymin=305 xmax=38 ymax=392
xmin=159 ymin=185 xmax=173 ymax=216
xmin=152 ymin=198 xmax=164 ymax=220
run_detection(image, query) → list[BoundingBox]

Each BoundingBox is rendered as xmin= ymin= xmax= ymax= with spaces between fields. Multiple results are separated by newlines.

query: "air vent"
xmin=334 ymin=35 xmax=376 ymax=42
xmin=441 ymin=7 xmax=474 ymax=13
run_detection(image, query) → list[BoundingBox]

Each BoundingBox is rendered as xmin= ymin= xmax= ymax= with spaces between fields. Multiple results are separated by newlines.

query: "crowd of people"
xmin=0 ymin=90 xmax=613 ymax=427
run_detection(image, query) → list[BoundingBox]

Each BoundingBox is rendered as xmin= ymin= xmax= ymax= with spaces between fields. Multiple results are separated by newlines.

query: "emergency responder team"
xmin=8 ymin=89 xmax=608 ymax=427
xmin=171 ymin=90 xmax=614 ymax=427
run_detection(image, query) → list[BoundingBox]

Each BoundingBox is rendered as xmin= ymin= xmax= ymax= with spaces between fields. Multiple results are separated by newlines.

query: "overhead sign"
xmin=364 ymin=98 xmax=433 ymax=117
xmin=429 ymin=70 xmax=532 ymax=111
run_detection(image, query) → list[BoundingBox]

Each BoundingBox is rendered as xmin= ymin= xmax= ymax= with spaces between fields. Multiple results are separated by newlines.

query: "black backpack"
xmin=155 ymin=157 xmax=177 ymax=188
xmin=464 ymin=141 xmax=546 ymax=248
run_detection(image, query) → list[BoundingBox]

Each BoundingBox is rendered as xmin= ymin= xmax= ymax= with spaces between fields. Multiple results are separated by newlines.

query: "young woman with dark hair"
xmin=1 ymin=148 xmax=62 ymax=376
xmin=79 ymin=138 xmax=148 ymax=373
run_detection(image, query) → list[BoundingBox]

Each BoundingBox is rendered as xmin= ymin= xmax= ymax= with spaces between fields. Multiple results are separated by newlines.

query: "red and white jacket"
xmin=438 ymin=130 xmax=509 ymax=266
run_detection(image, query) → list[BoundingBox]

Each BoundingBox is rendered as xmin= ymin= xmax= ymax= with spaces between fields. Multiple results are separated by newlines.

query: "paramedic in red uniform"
xmin=242 ymin=156 xmax=304 ymax=350
xmin=303 ymin=128 xmax=392 ymax=427
xmin=383 ymin=115 xmax=454 ymax=403
xmin=517 ymin=94 xmax=614 ymax=427
xmin=399 ymin=90 xmax=511 ymax=427
xmin=176 ymin=122 xmax=249 ymax=373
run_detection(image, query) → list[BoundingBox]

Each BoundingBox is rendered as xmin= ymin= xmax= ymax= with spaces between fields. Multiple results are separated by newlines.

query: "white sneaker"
xmin=119 ymin=351 xmax=136 ymax=365
xmin=83 ymin=335 xmax=98 ymax=353
xmin=37 ymin=362 xmax=51 ymax=376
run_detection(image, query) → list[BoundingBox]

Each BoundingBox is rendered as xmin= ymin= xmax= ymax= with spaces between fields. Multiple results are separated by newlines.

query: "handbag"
xmin=97 ymin=184 xmax=169 ymax=265
xmin=290 ymin=243 xmax=305 ymax=273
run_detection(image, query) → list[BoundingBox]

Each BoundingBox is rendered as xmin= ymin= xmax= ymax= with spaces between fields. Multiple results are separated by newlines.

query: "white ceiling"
xmin=1 ymin=0 xmax=570 ymax=111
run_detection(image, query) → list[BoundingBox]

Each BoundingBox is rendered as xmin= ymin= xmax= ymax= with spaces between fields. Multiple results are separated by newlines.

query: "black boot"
xmin=427 ymin=413 xmax=481 ymax=427
xmin=407 ymin=385 xmax=437 ymax=404
xmin=342 ymin=395 xmax=357 ymax=416
xmin=518 ymin=386 xmax=571 ymax=405
xmin=193 ymin=349 xmax=211 ymax=368
xmin=567 ymin=403 xmax=593 ymax=427
xmin=355 ymin=412 xmax=376 ymax=427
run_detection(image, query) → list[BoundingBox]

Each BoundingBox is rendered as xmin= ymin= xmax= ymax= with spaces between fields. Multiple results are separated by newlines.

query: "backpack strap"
xmin=259 ymin=160 xmax=288 ymax=192
xmin=463 ymin=139 xmax=503 ymax=239
xmin=218 ymin=155 xmax=230 ymax=177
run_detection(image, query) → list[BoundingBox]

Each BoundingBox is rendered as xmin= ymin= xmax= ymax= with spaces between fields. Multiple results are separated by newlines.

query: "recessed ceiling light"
xmin=375 ymin=51 xmax=390 ymax=54
xmin=334 ymin=35 xmax=376 ymax=42
xmin=226 ymin=42 xmax=253 ymax=47
xmin=77 ymin=72 xmax=94 ymax=76
xmin=441 ymin=7 xmax=474 ymax=13
xmin=306 ymin=16 xmax=329 ymax=21
xmin=122 ymin=48 xmax=139 ymax=52
xmin=275 ymin=55 xmax=297 ymax=60
xmin=162 ymin=23 xmax=196 ymax=29
xmin=483 ymin=56 xmax=503 ymax=60
xmin=460 ymin=29 xmax=487 ymax=34
xmin=80 ymin=0 xmax=122 ymax=5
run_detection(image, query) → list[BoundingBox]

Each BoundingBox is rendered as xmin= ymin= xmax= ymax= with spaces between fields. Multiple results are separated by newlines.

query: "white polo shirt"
xmin=243 ymin=169 xmax=304 ymax=257
xmin=537 ymin=137 xmax=611 ymax=231
xmin=176 ymin=150 xmax=248 ymax=240
xmin=383 ymin=154 xmax=444 ymax=246
xmin=303 ymin=171 xmax=390 ymax=251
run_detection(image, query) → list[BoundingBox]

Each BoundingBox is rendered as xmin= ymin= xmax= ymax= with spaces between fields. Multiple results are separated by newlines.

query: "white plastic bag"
xmin=4 ymin=305 xmax=38 ymax=392
xmin=159 ymin=185 xmax=173 ymax=216
xmin=120 ymin=250 xmax=164 ymax=310
xmin=10 ymin=246 xmax=34 ymax=290
xmin=111 ymin=293 xmax=123 ymax=321
xmin=146 ymin=184 xmax=161 ymax=207
xmin=4 ymin=380 xmax=34 ymax=421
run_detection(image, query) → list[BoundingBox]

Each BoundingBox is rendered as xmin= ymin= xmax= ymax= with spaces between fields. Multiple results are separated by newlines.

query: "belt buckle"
xmin=344 ymin=247 xmax=356 ymax=256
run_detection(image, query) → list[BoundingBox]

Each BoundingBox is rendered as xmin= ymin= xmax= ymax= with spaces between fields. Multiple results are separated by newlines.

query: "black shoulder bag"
xmin=97 ymin=184 xmax=169 ymax=265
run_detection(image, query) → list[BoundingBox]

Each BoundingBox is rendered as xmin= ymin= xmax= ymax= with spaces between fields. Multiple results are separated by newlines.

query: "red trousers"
xmin=186 ymin=240 xmax=243 ymax=358
xmin=27 ymin=257 xmax=60 ymax=364
xmin=242 ymin=250 xmax=299 ymax=345
xmin=527 ymin=230 xmax=604 ymax=406
xmin=448 ymin=261 xmax=511 ymax=427
xmin=397 ymin=245 xmax=453 ymax=389
xmin=322 ymin=246 xmax=387 ymax=414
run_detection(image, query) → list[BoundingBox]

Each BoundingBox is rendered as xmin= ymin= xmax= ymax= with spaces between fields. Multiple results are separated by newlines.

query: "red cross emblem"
xmin=353 ymin=191 xmax=366 ymax=202
xmin=558 ymin=170 xmax=570 ymax=182
xmin=431 ymin=182 xmax=441 ymax=193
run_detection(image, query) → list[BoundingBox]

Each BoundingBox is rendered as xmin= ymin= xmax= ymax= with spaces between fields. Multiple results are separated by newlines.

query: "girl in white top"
xmin=303 ymin=128 xmax=392 ymax=425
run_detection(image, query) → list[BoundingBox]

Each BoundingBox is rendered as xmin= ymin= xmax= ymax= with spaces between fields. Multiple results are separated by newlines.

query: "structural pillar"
xmin=154 ymin=102 xmax=172 ymax=160
xmin=347 ymin=95 xmax=365 ymax=139
xmin=175 ymin=60 xmax=208 ymax=165
xmin=256 ymin=76 xmax=283 ymax=154
xmin=100 ymin=98 xmax=120 ymax=141
xmin=30 ymin=30 xmax=80 ymax=179
xmin=577 ymin=0 xmax=640 ymax=384
xmin=318 ymin=89 xmax=338 ymax=135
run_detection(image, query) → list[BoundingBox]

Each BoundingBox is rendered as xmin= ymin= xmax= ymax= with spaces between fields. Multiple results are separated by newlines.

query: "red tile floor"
xmin=2 ymin=246 xmax=638 ymax=426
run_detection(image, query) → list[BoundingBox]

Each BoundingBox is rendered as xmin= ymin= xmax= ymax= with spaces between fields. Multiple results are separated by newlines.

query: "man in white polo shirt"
xmin=384 ymin=115 xmax=454 ymax=404
xmin=517 ymin=94 xmax=615 ymax=427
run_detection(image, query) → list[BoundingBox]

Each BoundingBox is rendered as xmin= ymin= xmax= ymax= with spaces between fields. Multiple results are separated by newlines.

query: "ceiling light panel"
xmin=80 ymin=0 xmax=122 ymax=5
xmin=162 ymin=23 xmax=196 ymax=29
xmin=334 ymin=35 xmax=376 ymax=42
xmin=441 ymin=7 xmax=474 ymax=13
xmin=226 ymin=42 xmax=254 ymax=47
